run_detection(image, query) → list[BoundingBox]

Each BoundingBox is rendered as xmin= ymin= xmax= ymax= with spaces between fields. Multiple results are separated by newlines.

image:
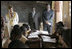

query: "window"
xmin=69 ymin=1 xmax=71 ymax=17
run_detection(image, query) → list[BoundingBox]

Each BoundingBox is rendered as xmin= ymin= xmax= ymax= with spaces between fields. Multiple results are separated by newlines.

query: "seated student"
xmin=20 ymin=25 xmax=28 ymax=44
xmin=1 ymin=16 xmax=5 ymax=48
xmin=20 ymin=24 xmax=31 ymax=37
xmin=22 ymin=24 xmax=30 ymax=30
xmin=22 ymin=23 xmax=31 ymax=32
xmin=9 ymin=26 xmax=29 ymax=48
xmin=20 ymin=26 xmax=26 ymax=36
xmin=10 ymin=25 xmax=20 ymax=38
xmin=8 ymin=39 xmax=29 ymax=48
xmin=52 ymin=21 xmax=68 ymax=48
xmin=53 ymin=21 xmax=64 ymax=36
xmin=13 ymin=25 xmax=28 ymax=44
xmin=1 ymin=16 xmax=5 ymax=40
xmin=10 ymin=25 xmax=21 ymax=41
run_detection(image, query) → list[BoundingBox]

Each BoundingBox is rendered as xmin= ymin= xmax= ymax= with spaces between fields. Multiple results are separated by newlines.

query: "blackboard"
xmin=1 ymin=1 xmax=49 ymax=23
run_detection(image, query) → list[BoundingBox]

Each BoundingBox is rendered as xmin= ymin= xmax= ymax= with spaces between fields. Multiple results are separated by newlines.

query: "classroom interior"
xmin=1 ymin=1 xmax=71 ymax=48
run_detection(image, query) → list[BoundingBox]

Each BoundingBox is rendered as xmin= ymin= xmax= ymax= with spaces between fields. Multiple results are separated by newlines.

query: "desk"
xmin=40 ymin=35 xmax=56 ymax=48
xmin=27 ymin=38 xmax=41 ymax=48
xmin=27 ymin=30 xmax=42 ymax=48
xmin=27 ymin=30 xmax=56 ymax=48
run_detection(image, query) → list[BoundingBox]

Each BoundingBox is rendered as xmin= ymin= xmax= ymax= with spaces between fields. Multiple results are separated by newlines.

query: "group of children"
xmin=2 ymin=23 xmax=31 ymax=48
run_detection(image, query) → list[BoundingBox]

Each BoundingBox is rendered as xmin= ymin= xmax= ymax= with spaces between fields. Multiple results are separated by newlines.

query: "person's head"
xmin=10 ymin=25 xmax=22 ymax=41
xmin=8 ymin=5 xmax=13 ymax=14
xmin=46 ymin=4 xmax=51 ymax=10
xmin=22 ymin=24 xmax=30 ymax=30
xmin=56 ymin=21 xmax=64 ymax=29
xmin=13 ymin=25 xmax=20 ymax=29
xmin=20 ymin=24 xmax=30 ymax=36
xmin=33 ymin=7 xmax=36 ymax=11
xmin=55 ymin=21 xmax=64 ymax=35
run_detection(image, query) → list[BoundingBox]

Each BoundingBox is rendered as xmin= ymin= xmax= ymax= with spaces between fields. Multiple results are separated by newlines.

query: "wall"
xmin=63 ymin=1 xmax=71 ymax=28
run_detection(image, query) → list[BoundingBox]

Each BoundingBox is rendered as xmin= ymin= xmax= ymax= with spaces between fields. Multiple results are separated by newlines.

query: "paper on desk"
xmin=39 ymin=31 xmax=49 ymax=35
xmin=41 ymin=36 xmax=51 ymax=39
xmin=29 ymin=31 xmax=40 ymax=35
xmin=28 ymin=31 xmax=39 ymax=38
xmin=41 ymin=36 xmax=56 ymax=43
xmin=28 ymin=30 xmax=49 ymax=38
xmin=30 ymin=30 xmax=49 ymax=35
xmin=28 ymin=35 xmax=39 ymax=38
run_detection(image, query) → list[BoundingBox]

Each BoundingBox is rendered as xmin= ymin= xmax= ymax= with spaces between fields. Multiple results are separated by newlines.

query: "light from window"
xmin=69 ymin=1 xmax=71 ymax=17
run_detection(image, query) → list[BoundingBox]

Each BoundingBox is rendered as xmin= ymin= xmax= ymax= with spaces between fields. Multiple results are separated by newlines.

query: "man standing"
xmin=28 ymin=7 xmax=39 ymax=30
xmin=43 ymin=4 xmax=54 ymax=34
xmin=5 ymin=5 xmax=19 ymax=37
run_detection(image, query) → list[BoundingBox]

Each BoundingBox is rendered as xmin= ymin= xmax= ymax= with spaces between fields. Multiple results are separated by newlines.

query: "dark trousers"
xmin=29 ymin=22 xmax=36 ymax=30
xmin=43 ymin=24 xmax=52 ymax=33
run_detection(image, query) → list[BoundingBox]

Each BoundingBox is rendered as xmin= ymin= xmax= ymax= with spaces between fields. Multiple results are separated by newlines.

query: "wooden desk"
xmin=27 ymin=38 xmax=41 ymax=48
xmin=39 ymin=35 xmax=56 ymax=48
xmin=27 ymin=31 xmax=42 ymax=48
xmin=27 ymin=30 xmax=56 ymax=48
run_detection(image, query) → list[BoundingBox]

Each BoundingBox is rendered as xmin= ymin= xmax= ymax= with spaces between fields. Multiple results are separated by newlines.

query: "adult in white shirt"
xmin=5 ymin=5 xmax=19 ymax=37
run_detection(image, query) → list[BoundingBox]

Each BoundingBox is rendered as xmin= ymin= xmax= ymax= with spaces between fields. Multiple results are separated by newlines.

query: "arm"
xmin=15 ymin=12 xmax=19 ymax=24
xmin=42 ymin=11 xmax=48 ymax=24
xmin=50 ymin=12 xmax=54 ymax=23
xmin=48 ymin=11 xmax=54 ymax=25
xmin=5 ymin=15 xmax=9 ymax=23
xmin=43 ymin=11 xmax=54 ymax=25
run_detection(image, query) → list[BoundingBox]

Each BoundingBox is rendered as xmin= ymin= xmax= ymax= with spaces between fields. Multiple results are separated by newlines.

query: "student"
xmin=10 ymin=25 xmax=21 ymax=41
xmin=52 ymin=21 xmax=68 ymax=48
xmin=13 ymin=25 xmax=20 ymax=29
xmin=1 ymin=16 xmax=5 ymax=48
xmin=8 ymin=40 xmax=29 ymax=48
xmin=20 ymin=24 xmax=31 ymax=37
xmin=20 ymin=26 xmax=26 ymax=36
xmin=1 ymin=16 xmax=5 ymax=40
xmin=9 ymin=26 xmax=29 ymax=48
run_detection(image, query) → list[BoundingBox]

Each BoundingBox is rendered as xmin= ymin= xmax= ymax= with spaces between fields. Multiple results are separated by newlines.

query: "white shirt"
xmin=6 ymin=12 xmax=19 ymax=26
xmin=32 ymin=11 xmax=36 ymax=18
